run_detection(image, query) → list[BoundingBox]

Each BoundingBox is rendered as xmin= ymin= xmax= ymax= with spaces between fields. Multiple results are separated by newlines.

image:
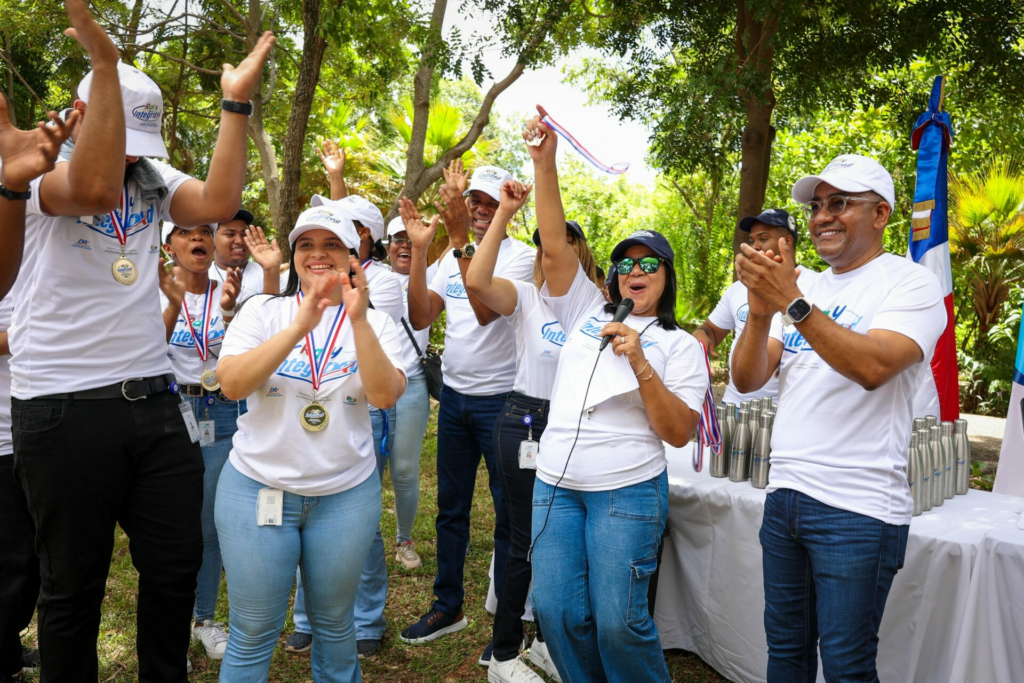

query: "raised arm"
xmin=399 ymin=197 xmax=445 ymax=330
xmin=38 ymin=0 xmax=124 ymax=217
xmin=318 ymin=140 xmax=348 ymax=200
xmin=169 ymin=32 xmax=275 ymax=227
xmin=243 ymin=224 xmax=282 ymax=294
xmin=525 ymin=106 xmax=576 ymax=297
xmin=464 ymin=180 xmax=532 ymax=317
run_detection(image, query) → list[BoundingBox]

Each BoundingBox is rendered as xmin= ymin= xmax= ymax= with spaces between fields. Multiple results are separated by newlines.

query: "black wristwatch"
xmin=0 ymin=185 xmax=31 ymax=201
xmin=782 ymin=297 xmax=813 ymax=326
xmin=221 ymin=99 xmax=254 ymax=116
xmin=453 ymin=244 xmax=477 ymax=260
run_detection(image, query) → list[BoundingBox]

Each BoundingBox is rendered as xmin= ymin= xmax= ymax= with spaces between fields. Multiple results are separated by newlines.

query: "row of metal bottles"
xmin=907 ymin=416 xmax=972 ymax=516
xmin=711 ymin=397 xmax=774 ymax=489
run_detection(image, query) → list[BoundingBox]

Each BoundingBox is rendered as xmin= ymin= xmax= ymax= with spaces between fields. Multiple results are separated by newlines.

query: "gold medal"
xmin=300 ymin=401 xmax=329 ymax=432
xmin=112 ymin=255 xmax=138 ymax=285
xmin=200 ymin=368 xmax=220 ymax=392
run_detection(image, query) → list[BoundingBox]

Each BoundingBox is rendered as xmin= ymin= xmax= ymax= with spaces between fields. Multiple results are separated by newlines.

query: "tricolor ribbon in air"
xmin=297 ymin=293 xmax=348 ymax=392
xmin=541 ymin=114 xmax=630 ymax=175
xmin=181 ymin=281 xmax=216 ymax=362
xmin=694 ymin=341 xmax=722 ymax=472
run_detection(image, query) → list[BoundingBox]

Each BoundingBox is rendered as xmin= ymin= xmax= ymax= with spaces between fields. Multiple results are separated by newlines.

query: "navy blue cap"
xmin=609 ymin=230 xmax=674 ymax=265
xmin=532 ymin=220 xmax=586 ymax=247
xmin=738 ymin=208 xmax=797 ymax=240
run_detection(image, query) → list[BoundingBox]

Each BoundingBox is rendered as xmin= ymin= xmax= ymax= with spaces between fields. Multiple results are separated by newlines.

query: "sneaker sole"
xmin=528 ymin=651 xmax=561 ymax=681
xmin=395 ymin=554 xmax=422 ymax=570
xmin=191 ymin=631 xmax=227 ymax=660
xmin=398 ymin=616 xmax=468 ymax=644
xmin=285 ymin=644 xmax=312 ymax=654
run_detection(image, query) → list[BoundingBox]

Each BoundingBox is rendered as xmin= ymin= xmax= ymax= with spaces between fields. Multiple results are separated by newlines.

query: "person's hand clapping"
xmin=219 ymin=267 xmax=242 ymax=313
xmin=601 ymin=322 xmax=648 ymax=375
xmin=443 ymin=158 xmax=469 ymax=194
xmin=317 ymin=140 xmax=346 ymax=178
xmin=158 ymin=256 xmax=186 ymax=307
xmin=398 ymin=197 xmax=439 ymax=251
xmin=292 ymin=264 xmax=337 ymax=335
xmin=435 ymin=184 xmax=470 ymax=248
xmin=524 ymin=104 xmax=557 ymax=163
xmin=244 ymin=224 xmax=282 ymax=272
xmin=0 ymin=100 xmax=76 ymax=193
xmin=64 ymin=0 xmax=120 ymax=66
xmin=221 ymin=31 xmax=276 ymax=103
xmin=341 ymin=257 xmax=371 ymax=323
xmin=734 ymin=237 xmax=802 ymax=315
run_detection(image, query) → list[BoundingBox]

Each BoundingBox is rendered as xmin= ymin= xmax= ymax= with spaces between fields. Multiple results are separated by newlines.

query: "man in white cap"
xmin=209 ymin=209 xmax=283 ymax=307
xmin=730 ymin=154 xmax=946 ymax=681
xmin=400 ymin=163 xmax=535 ymax=661
xmin=8 ymin=16 xmax=274 ymax=681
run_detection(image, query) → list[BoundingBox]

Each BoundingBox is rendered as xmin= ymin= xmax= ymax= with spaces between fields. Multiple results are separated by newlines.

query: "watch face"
xmin=464 ymin=244 xmax=477 ymax=258
xmin=788 ymin=298 xmax=812 ymax=322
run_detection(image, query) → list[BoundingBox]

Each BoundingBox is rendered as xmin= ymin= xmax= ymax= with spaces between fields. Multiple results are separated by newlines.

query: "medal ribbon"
xmin=541 ymin=114 xmax=630 ymax=175
xmin=694 ymin=340 xmax=722 ymax=472
xmin=107 ymin=185 xmax=129 ymax=248
xmin=296 ymin=293 xmax=347 ymax=393
xmin=180 ymin=281 xmax=216 ymax=362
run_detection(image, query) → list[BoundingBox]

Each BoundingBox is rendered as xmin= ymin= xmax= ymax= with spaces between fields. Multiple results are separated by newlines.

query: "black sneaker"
xmin=399 ymin=608 xmax=468 ymax=644
xmin=357 ymin=639 xmax=380 ymax=660
xmin=478 ymin=639 xmax=493 ymax=667
xmin=284 ymin=631 xmax=313 ymax=653
xmin=20 ymin=646 xmax=39 ymax=675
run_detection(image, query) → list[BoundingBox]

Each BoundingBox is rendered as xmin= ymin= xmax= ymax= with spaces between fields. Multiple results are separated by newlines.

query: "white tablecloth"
xmin=654 ymin=445 xmax=1024 ymax=683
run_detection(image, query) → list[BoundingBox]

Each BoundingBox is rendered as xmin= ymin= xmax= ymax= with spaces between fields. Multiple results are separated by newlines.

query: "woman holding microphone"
xmin=214 ymin=205 xmax=406 ymax=682
xmin=524 ymin=109 xmax=709 ymax=682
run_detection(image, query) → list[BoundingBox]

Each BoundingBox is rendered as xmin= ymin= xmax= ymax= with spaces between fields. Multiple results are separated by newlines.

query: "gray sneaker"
xmin=285 ymin=631 xmax=313 ymax=653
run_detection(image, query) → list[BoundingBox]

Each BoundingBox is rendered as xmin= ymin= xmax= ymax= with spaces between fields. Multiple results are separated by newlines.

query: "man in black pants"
xmin=9 ymin=8 xmax=274 ymax=681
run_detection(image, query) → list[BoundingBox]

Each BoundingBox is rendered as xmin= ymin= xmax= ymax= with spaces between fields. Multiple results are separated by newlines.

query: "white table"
xmin=654 ymin=445 xmax=1024 ymax=683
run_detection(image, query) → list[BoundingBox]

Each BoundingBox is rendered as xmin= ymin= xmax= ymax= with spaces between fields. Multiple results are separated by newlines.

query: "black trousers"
xmin=0 ymin=454 xmax=39 ymax=676
xmin=12 ymin=391 xmax=204 ymax=683
xmin=491 ymin=392 xmax=548 ymax=662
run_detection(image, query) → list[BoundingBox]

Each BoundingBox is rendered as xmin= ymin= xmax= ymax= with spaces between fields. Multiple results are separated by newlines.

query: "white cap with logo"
xmin=791 ymin=154 xmax=895 ymax=208
xmin=288 ymin=206 xmax=361 ymax=249
xmin=464 ymin=165 xmax=512 ymax=202
xmin=78 ymin=61 xmax=168 ymax=159
xmin=310 ymin=195 xmax=385 ymax=242
xmin=386 ymin=217 xmax=407 ymax=239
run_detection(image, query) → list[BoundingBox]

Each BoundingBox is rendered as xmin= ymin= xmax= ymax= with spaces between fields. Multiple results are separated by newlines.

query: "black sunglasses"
xmin=614 ymin=256 xmax=664 ymax=275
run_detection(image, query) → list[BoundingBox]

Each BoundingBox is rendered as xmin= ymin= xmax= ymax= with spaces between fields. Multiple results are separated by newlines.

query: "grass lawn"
xmin=21 ymin=405 xmax=728 ymax=682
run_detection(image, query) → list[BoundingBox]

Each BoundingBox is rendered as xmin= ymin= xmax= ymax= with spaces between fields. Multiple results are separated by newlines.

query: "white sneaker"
xmin=487 ymin=655 xmax=545 ymax=683
xmin=192 ymin=620 xmax=229 ymax=660
xmin=187 ymin=656 xmax=193 ymax=674
xmin=396 ymin=541 xmax=422 ymax=569
xmin=527 ymin=638 xmax=562 ymax=682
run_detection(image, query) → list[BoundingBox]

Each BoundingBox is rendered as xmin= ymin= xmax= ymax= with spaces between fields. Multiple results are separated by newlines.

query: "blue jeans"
xmin=392 ymin=374 xmax=430 ymax=543
xmin=294 ymin=406 xmax=395 ymax=640
xmin=433 ymin=384 xmax=511 ymax=614
xmin=760 ymin=489 xmax=908 ymax=683
xmin=215 ymin=461 xmax=380 ymax=683
xmin=187 ymin=395 xmax=245 ymax=622
xmin=530 ymin=471 xmax=670 ymax=683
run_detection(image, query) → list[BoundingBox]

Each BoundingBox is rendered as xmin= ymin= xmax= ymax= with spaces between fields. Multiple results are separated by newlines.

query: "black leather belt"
xmin=34 ymin=374 xmax=176 ymax=401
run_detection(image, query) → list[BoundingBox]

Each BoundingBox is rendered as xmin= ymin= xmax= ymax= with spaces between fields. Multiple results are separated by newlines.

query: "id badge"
xmin=199 ymin=420 xmax=215 ymax=447
xmin=519 ymin=440 xmax=538 ymax=469
xmin=179 ymin=401 xmax=200 ymax=444
xmin=257 ymin=488 xmax=284 ymax=526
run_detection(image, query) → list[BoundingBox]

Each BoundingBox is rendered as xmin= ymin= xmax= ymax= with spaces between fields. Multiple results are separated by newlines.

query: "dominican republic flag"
xmin=908 ymin=76 xmax=960 ymax=422
xmin=993 ymin=302 xmax=1024 ymax=497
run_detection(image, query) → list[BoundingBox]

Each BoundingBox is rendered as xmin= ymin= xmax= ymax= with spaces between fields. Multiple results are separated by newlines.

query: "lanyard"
xmin=296 ymin=293 xmax=347 ymax=392
xmin=180 ymin=281 xmax=215 ymax=362
xmin=107 ymin=185 xmax=129 ymax=249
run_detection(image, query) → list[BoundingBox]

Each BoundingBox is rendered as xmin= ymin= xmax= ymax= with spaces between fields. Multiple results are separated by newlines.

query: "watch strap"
xmin=0 ymin=185 xmax=32 ymax=201
xmin=221 ymin=99 xmax=253 ymax=116
xmin=452 ymin=248 xmax=463 ymax=259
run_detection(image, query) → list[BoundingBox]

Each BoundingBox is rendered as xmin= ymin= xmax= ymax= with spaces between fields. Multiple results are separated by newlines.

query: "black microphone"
xmin=599 ymin=298 xmax=634 ymax=351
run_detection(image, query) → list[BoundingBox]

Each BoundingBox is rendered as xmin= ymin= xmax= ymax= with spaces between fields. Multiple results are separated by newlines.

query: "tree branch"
xmin=0 ymin=47 xmax=45 ymax=109
xmin=124 ymin=45 xmax=222 ymax=75
xmin=214 ymin=0 xmax=248 ymax=26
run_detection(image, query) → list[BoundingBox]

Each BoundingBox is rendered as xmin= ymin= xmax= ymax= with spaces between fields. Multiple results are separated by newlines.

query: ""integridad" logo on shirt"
xmin=445 ymin=273 xmax=468 ymax=299
xmin=79 ymin=195 xmax=153 ymax=239
xmin=275 ymin=345 xmax=357 ymax=383
xmin=540 ymin=321 xmax=566 ymax=347
xmin=578 ymin=317 xmax=658 ymax=348
xmin=169 ymin=316 xmax=226 ymax=349
xmin=783 ymin=304 xmax=861 ymax=355
xmin=736 ymin=303 xmax=749 ymax=324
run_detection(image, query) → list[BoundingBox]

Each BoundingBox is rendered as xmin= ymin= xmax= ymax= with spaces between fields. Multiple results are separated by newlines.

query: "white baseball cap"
xmin=288 ymin=206 xmax=360 ymax=249
xmin=464 ymin=165 xmax=512 ymax=202
xmin=791 ymin=154 xmax=895 ymax=209
xmin=78 ymin=61 xmax=168 ymax=158
xmin=310 ymin=195 xmax=385 ymax=242
xmin=161 ymin=221 xmax=217 ymax=245
xmin=386 ymin=217 xmax=406 ymax=239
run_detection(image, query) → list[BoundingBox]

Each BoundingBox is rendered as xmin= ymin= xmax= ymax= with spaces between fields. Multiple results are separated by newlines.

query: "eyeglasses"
xmin=803 ymin=195 xmax=881 ymax=221
xmin=390 ymin=236 xmax=411 ymax=247
xmin=614 ymin=256 xmax=664 ymax=275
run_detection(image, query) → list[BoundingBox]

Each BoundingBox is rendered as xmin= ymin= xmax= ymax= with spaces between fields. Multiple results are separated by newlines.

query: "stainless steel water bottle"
xmin=751 ymin=413 xmax=772 ymax=489
xmin=940 ymin=421 xmax=955 ymax=499
xmin=925 ymin=415 xmax=938 ymax=429
xmin=748 ymin=403 xmax=762 ymax=446
xmin=711 ymin=404 xmax=730 ymax=478
xmin=929 ymin=426 xmax=944 ymax=508
xmin=917 ymin=429 xmax=932 ymax=512
xmin=729 ymin=408 xmax=752 ymax=482
xmin=913 ymin=417 xmax=926 ymax=435
xmin=954 ymin=418 xmax=971 ymax=495
xmin=740 ymin=400 xmax=751 ymax=414
xmin=908 ymin=432 xmax=922 ymax=516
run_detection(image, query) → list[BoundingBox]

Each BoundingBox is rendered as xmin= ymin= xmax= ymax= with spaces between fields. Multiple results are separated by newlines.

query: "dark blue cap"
xmin=609 ymin=230 xmax=674 ymax=265
xmin=738 ymin=208 xmax=797 ymax=239
xmin=532 ymin=220 xmax=586 ymax=247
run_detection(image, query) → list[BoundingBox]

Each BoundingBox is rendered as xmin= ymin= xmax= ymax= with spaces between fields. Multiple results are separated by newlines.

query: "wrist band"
xmin=221 ymin=307 xmax=236 ymax=319
xmin=633 ymin=360 xmax=651 ymax=378
xmin=221 ymin=99 xmax=253 ymax=116
xmin=641 ymin=365 xmax=656 ymax=381
xmin=0 ymin=185 xmax=31 ymax=201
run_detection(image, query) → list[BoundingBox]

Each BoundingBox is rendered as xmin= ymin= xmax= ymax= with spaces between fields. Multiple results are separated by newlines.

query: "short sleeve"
xmin=0 ymin=295 xmax=12 ymax=331
xmin=540 ymin=262 xmax=605 ymax=332
xmin=26 ymin=158 xmax=67 ymax=217
xmin=369 ymin=270 xmax=405 ymax=325
xmin=148 ymin=159 xmax=195 ymax=224
xmin=506 ymin=279 xmax=535 ymax=325
xmin=707 ymin=282 xmax=740 ymax=331
xmin=663 ymin=334 xmax=711 ymax=415
xmin=221 ymin=296 xmax=271 ymax=358
xmin=427 ymin=252 xmax=454 ymax=299
xmin=376 ymin=314 xmax=405 ymax=375
xmin=869 ymin=266 xmax=946 ymax=360
xmin=499 ymin=243 xmax=537 ymax=283
xmin=767 ymin=313 xmax=784 ymax=343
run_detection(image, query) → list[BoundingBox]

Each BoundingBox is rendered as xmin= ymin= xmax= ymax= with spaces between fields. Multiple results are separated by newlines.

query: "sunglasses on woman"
xmin=614 ymin=256 xmax=664 ymax=275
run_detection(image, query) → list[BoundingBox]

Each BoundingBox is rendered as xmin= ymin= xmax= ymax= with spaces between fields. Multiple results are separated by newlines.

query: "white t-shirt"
xmin=507 ymin=280 xmax=565 ymax=400
xmin=11 ymin=159 xmax=191 ymax=398
xmin=363 ymin=262 xmax=404 ymax=325
xmin=210 ymin=262 xmax=287 ymax=306
xmin=0 ymin=296 xmax=13 ymax=456
xmin=711 ymin=269 xmax=818 ymax=405
xmin=427 ymin=238 xmax=536 ymax=395
xmin=221 ymin=295 xmax=404 ymax=496
xmin=539 ymin=264 xmax=709 ymax=491
xmin=159 ymin=285 xmax=228 ymax=384
xmin=393 ymin=265 xmax=437 ymax=379
xmin=767 ymin=252 xmax=946 ymax=525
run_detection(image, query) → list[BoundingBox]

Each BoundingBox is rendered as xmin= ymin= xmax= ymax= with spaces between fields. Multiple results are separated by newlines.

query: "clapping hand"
xmin=158 ymin=256 xmax=186 ymax=307
xmin=0 ymin=100 xmax=76 ymax=192
xmin=341 ymin=257 xmax=371 ymax=323
xmin=398 ymin=197 xmax=439 ymax=250
xmin=435 ymin=184 xmax=470 ymax=247
xmin=735 ymin=237 xmax=801 ymax=315
xmin=442 ymin=158 xmax=469 ymax=194
xmin=317 ymin=140 xmax=346 ymax=178
xmin=243 ymin=224 xmax=282 ymax=272
xmin=219 ymin=267 xmax=242 ymax=313
xmin=64 ymin=0 xmax=119 ymax=66
xmin=292 ymin=263 xmax=338 ymax=335
xmin=221 ymin=32 xmax=276 ymax=103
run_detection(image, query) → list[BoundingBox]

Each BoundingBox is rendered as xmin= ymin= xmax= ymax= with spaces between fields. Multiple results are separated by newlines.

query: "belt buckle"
xmin=121 ymin=378 xmax=148 ymax=401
